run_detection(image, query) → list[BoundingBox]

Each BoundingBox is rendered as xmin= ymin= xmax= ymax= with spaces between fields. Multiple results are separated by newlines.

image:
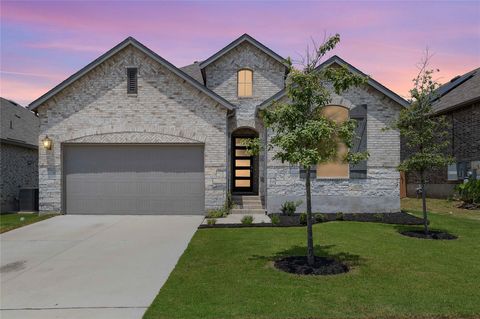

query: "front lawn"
xmin=0 ymin=213 xmax=55 ymax=233
xmin=401 ymin=197 xmax=480 ymax=221
xmin=145 ymin=213 xmax=480 ymax=319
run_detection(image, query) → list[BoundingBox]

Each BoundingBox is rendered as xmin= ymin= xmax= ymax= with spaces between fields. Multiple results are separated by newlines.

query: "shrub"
xmin=206 ymin=209 xmax=225 ymax=218
xmin=241 ymin=215 xmax=254 ymax=225
xmin=315 ymin=213 xmax=326 ymax=223
xmin=299 ymin=212 xmax=307 ymax=225
xmin=373 ymin=213 xmax=383 ymax=220
xmin=270 ymin=214 xmax=280 ymax=225
xmin=455 ymin=178 xmax=480 ymax=205
xmin=223 ymin=193 xmax=234 ymax=213
xmin=280 ymin=200 xmax=302 ymax=216
xmin=206 ymin=218 xmax=217 ymax=225
xmin=335 ymin=212 xmax=344 ymax=221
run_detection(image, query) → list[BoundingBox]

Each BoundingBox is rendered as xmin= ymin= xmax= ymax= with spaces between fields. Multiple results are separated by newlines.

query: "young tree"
xmin=392 ymin=53 xmax=453 ymax=235
xmin=260 ymin=34 xmax=368 ymax=266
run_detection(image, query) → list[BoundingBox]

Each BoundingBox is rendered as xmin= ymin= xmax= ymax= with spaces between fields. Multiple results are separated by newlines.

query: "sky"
xmin=1 ymin=0 xmax=479 ymax=106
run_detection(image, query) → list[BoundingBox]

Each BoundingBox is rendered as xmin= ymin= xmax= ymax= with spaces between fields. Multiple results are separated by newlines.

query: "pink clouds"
xmin=1 ymin=1 xmax=479 ymax=105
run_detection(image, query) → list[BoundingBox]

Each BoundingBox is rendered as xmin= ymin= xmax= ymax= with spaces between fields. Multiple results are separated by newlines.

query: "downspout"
xmin=263 ymin=125 xmax=268 ymax=214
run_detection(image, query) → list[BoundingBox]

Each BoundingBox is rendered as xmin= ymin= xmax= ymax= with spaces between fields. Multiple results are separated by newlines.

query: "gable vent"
xmin=127 ymin=68 xmax=138 ymax=94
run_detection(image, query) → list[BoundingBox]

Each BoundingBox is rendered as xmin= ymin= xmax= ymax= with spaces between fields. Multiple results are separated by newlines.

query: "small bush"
xmin=206 ymin=209 xmax=225 ymax=218
xmin=315 ymin=213 xmax=326 ymax=223
xmin=373 ymin=213 xmax=383 ymax=220
xmin=335 ymin=212 xmax=344 ymax=221
xmin=280 ymin=200 xmax=302 ymax=216
xmin=270 ymin=214 xmax=280 ymax=225
xmin=455 ymin=178 xmax=480 ymax=205
xmin=206 ymin=218 xmax=217 ymax=225
xmin=223 ymin=193 xmax=234 ymax=213
xmin=241 ymin=215 xmax=254 ymax=225
xmin=299 ymin=212 xmax=307 ymax=225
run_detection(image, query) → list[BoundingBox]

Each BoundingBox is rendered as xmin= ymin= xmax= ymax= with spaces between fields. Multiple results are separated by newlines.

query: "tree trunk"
xmin=305 ymin=166 xmax=315 ymax=266
xmin=420 ymin=170 xmax=428 ymax=235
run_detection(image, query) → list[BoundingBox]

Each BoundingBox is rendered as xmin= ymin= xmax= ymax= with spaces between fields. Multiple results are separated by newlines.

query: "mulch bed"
xmin=270 ymin=211 xmax=424 ymax=227
xmin=399 ymin=230 xmax=457 ymax=240
xmin=274 ymin=256 xmax=349 ymax=275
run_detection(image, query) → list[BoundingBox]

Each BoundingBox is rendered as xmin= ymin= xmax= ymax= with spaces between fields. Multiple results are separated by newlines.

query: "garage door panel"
xmin=64 ymin=145 xmax=205 ymax=215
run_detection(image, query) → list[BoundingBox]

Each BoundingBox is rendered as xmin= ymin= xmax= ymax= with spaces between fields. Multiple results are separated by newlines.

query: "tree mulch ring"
xmin=399 ymin=230 xmax=457 ymax=240
xmin=274 ymin=256 xmax=349 ymax=275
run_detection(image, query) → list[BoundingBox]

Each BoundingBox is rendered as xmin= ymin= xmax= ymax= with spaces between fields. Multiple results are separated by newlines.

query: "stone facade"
xmin=266 ymin=87 xmax=402 ymax=213
xmin=36 ymin=45 xmax=228 ymax=213
xmin=204 ymin=41 xmax=286 ymax=199
xmin=34 ymin=36 xmax=404 ymax=215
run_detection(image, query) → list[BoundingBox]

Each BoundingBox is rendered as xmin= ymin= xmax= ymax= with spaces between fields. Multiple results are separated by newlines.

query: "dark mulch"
xmin=274 ymin=256 xmax=349 ymax=275
xmin=399 ymin=230 xmax=458 ymax=240
xmin=269 ymin=211 xmax=423 ymax=227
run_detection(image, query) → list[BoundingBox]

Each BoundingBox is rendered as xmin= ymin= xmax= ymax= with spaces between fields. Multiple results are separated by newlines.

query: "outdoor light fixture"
xmin=42 ymin=135 xmax=52 ymax=150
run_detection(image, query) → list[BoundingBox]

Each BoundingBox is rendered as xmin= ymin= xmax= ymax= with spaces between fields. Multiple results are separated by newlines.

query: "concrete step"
xmin=231 ymin=208 xmax=266 ymax=215
xmin=238 ymin=204 xmax=263 ymax=209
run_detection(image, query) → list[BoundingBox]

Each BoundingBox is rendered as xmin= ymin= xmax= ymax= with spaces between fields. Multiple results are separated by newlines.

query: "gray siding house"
xmin=1 ymin=98 xmax=39 ymax=212
xmin=29 ymin=34 xmax=407 ymax=215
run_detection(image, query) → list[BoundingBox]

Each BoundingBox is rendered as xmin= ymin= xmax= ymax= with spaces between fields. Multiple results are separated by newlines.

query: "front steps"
xmin=231 ymin=195 xmax=265 ymax=215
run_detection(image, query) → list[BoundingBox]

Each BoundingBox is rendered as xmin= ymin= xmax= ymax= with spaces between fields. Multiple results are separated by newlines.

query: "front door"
xmin=232 ymin=137 xmax=254 ymax=193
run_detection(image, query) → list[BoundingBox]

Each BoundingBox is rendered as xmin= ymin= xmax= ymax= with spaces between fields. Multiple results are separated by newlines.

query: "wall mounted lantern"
xmin=42 ymin=135 xmax=52 ymax=150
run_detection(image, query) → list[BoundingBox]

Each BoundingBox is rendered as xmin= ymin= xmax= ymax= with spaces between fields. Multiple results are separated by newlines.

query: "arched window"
xmin=316 ymin=105 xmax=350 ymax=179
xmin=237 ymin=69 xmax=253 ymax=97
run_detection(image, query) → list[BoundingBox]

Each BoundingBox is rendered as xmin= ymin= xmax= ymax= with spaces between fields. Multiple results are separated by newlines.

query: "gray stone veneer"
xmin=36 ymin=45 xmax=228 ymax=213
xmin=204 ymin=41 xmax=286 ymax=199
xmin=266 ymin=85 xmax=402 ymax=213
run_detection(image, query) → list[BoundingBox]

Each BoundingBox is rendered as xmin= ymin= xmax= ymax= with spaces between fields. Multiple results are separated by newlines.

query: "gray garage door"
xmin=64 ymin=144 xmax=204 ymax=215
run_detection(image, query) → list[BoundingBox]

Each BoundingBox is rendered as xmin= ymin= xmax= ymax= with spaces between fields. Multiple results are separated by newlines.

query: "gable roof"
xmin=431 ymin=67 xmax=480 ymax=114
xmin=180 ymin=62 xmax=204 ymax=84
xmin=199 ymin=33 xmax=288 ymax=69
xmin=29 ymin=37 xmax=234 ymax=111
xmin=258 ymin=55 xmax=409 ymax=109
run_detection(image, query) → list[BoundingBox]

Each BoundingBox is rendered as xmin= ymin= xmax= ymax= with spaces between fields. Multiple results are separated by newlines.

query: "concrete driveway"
xmin=0 ymin=215 xmax=203 ymax=319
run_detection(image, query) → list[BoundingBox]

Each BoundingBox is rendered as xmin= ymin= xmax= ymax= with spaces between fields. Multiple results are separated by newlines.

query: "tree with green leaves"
xmin=392 ymin=53 xmax=453 ymax=235
xmin=259 ymin=34 xmax=368 ymax=266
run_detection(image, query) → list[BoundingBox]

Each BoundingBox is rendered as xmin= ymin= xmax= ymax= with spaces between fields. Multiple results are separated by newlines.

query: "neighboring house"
xmin=29 ymin=34 xmax=407 ymax=215
xmin=401 ymin=68 xmax=480 ymax=198
xmin=0 ymin=97 xmax=39 ymax=212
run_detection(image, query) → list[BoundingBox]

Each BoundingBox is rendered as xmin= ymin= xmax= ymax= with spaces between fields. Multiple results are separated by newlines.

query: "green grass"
xmin=145 ymin=213 xmax=480 ymax=319
xmin=401 ymin=197 xmax=480 ymax=221
xmin=0 ymin=213 xmax=55 ymax=233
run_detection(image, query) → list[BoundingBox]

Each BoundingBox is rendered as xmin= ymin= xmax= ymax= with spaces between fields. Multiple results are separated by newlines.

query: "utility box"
xmin=19 ymin=188 xmax=39 ymax=211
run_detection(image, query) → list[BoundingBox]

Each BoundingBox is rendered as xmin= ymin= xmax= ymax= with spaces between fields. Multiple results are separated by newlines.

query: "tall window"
xmin=237 ymin=69 xmax=253 ymax=97
xmin=316 ymin=105 xmax=350 ymax=179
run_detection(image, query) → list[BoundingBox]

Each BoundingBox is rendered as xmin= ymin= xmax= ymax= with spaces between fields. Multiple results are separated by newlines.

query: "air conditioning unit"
xmin=19 ymin=188 xmax=39 ymax=211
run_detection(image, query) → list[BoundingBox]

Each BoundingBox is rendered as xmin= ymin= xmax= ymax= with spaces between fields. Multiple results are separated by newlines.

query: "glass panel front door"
xmin=233 ymin=137 xmax=254 ymax=192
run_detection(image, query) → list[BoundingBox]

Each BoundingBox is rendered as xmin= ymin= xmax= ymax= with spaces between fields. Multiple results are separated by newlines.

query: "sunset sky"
xmin=1 ymin=0 xmax=479 ymax=106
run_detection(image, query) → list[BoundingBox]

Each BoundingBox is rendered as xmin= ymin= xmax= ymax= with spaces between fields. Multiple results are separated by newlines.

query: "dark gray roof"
xmin=199 ymin=33 xmax=288 ymax=69
xmin=180 ymin=62 xmax=204 ymax=84
xmin=432 ymin=67 xmax=480 ymax=114
xmin=258 ymin=55 xmax=409 ymax=109
xmin=1 ymin=97 xmax=39 ymax=147
xmin=29 ymin=37 xmax=234 ymax=111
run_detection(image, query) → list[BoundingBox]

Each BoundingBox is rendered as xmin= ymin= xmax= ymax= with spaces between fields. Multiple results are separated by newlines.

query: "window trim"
xmin=237 ymin=68 xmax=253 ymax=98
xmin=316 ymin=105 xmax=350 ymax=180
xmin=127 ymin=67 xmax=138 ymax=95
